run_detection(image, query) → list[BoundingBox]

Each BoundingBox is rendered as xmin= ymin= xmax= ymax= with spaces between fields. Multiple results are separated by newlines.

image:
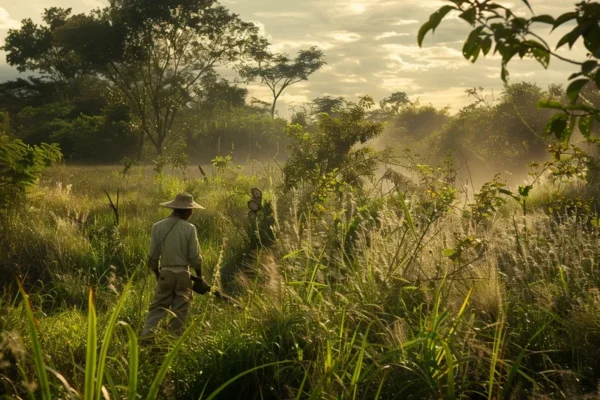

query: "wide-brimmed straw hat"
xmin=160 ymin=192 xmax=205 ymax=209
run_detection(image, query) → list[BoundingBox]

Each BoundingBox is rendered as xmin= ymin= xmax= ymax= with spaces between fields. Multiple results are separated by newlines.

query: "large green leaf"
xmin=552 ymin=11 xmax=577 ymax=31
xmin=459 ymin=7 xmax=477 ymax=25
xmin=557 ymin=25 xmax=584 ymax=50
xmin=95 ymin=276 xmax=135 ymax=400
xmin=566 ymin=78 xmax=589 ymax=102
xmin=147 ymin=322 xmax=197 ymax=400
xmin=430 ymin=5 xmax=456 ymax=32
xmin=537 ymin=99 xmax=564 ymax=110
xmin=545 ymin=112 xmax=569 ymax=139
xmin=84 ymin=289 xmax=97 ymax=400
xmin=17 ymin=278 xmax=52 ymax=400
xmin=581 ymin=60 xmax=598 ymax=75
xmin=578 ymin=115 xmax=593 ymax=138
xmin=531 ymin=14 xmax=555 ymax=25
xmin=417 ymin=21 xmax=433 ymax=47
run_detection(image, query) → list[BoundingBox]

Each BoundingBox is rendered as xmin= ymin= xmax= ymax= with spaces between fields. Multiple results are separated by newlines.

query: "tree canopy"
xmin=4 ymin=0 xmax=268 ymax=157
xmin=241 ymin=47 xmax=326 ymax=118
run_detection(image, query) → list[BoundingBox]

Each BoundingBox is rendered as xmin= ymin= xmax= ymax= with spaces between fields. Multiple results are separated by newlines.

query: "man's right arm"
xmin=188 ymin=225 xmax=203 ymax=277
xmin=148 ymin=224 xmax=160 ymax=279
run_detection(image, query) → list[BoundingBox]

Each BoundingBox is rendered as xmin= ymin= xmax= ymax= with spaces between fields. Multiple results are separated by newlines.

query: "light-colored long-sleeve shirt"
xmin=149 ymin=216 xmax=202 ymax=275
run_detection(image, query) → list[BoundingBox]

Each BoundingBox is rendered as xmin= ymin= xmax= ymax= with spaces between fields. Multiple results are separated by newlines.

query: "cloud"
xmin=375 ymin=75 xmax=419 ymax=91
xmin=413 ymin=87 xmax=471 ymax=110
xmin=375 ymin=31 xmax=410 ymax=40
xmin=254 ymin=11 xmax=312 ymax=19
xmin=382 ymin=44 xmax=466 ymax=71
xmin=393 ymin=19 xmax=419 ymax=26
xmin=250 ymin=20 xmax=273 ymax=41
xmin=1 ymin=0 xmax=588 ymax=118
xmin=384 ymin=57 xmax=428 ymax=72
xmin=328 ymin=31 xmax=361 ymax=43
xmin=346 ymin=3 xmax=368 ymax=14
xmin=279 ymin=92 xmax=310 ymax=104
xmin=0 ymin=7 xmax=20 ymax=29
xmin=270 ymin=39 xmax=335 ymax=53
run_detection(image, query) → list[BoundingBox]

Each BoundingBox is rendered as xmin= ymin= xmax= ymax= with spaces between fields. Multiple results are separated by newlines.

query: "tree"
xmin=195 ymin=73 xmax=248 ymax=113
xmin=431 ymin=83 xmax=555 ymax=176
xmin=418 ymin=0 xmax=600 ymax=146
xmin=0 ymin=78 xmax=62 ymax=125
xmin=312 ymin=96 xmax=346 ymax=116
xmin=383 ymin=101 xmax=449 ymax=142
xmin=283 ymin=96 xmax=385 ymax=196
xmin=51 ymin=0 xmax=265 ymax=157
xmin=241 ymin=47 xmax=326 ymax=118
xmin=2 ymin=8 xmax=91 ymax=91
xmin=380 ymin=91 xmax=410 ymax=114
xmin=0 ymin=74 xmax=122 ymax=161
xmin=0 ymin=112 xmax=9 ymax=136
xmin=177 ymin=76 xmax=287 ymax=160
xmin=369 ymin=91 xmax=412 ymax=122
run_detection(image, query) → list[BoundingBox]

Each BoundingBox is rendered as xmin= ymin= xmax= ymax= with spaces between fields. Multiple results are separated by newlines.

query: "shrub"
xmin=0 ymin=135 xmax=62 ymax=210
xmin=282 ymin=96 xmax=385 ymax=205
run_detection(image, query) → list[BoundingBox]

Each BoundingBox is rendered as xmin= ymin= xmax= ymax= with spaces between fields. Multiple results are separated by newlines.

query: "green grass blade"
xmin=146 ymin=321 xmax=196 ymax=400
xmin=202 ymin=361 xmax=292 ymax=400
xmin=447 ymin=288 xmax=472 ymax=339
xmin=441 ymin=341 xmax=455 ymax=400
xmin=500 ymin=321 xmax=550 ymax=399
xmin=95 ymin=276 xmax=134 ymax=400
xmin=398 ymin=191 xmax=417 ymax=239
xmin=488 ymin=313 xmax=505 ymax=400
xmin=373 ymin=372 xmax=387 ymax=400
xmin=84 ymin=288 xmax=97 ymax=400
xmin=351 ymin=324 xmax=371 ymax=388
xmin=118 ymin=322 xmax=139 ymax=400
xmin=295 ymin=364 xmax=311 ymax=400
xmin=350 ymin=323 xmax=372 ymax=400
xmin=46 ymin=366 xmax=78 ymax=398
xmin=16 ymin=278 xmax=52 ymax=400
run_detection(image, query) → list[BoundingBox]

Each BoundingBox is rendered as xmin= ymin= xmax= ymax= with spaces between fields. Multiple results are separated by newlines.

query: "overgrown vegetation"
xmin=1 ymin=151 xmax=599 ymax=398
xmin=2 ymin=0 xmax=600 ymax=398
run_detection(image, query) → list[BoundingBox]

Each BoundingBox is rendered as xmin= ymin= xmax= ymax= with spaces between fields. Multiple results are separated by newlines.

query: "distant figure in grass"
xmin=141 ymin=192 xmax=210 ymax=338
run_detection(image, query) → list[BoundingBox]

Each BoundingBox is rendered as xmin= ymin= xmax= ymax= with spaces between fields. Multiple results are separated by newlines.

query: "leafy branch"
xmin=418 ymin=0 xmax=600 ymax=147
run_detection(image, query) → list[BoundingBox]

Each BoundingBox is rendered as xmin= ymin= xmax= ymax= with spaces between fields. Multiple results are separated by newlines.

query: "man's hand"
xmin=190 ymin=275 xmax=211 ymax=294
xmin=149 ymin=258 xmax=160 ymax=281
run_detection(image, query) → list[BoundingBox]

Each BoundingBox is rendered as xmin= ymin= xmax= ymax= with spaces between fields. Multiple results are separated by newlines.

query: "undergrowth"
xmin=1 ymin=164 xmax=600 ymax=399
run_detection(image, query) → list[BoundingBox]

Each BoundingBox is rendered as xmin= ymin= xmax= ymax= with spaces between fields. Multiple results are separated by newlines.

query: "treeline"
xmin=0 ymin=74 xmax=288 ymax=163
xmin=0 ymin=1 xmax=324 ymax=163
xmin=288 ymin=82 xmax=600 ymax=182
xmin=3 ymin=69 xmax=597 ymax=180
xmin=1 ymin=1 xmax=598 ymax=173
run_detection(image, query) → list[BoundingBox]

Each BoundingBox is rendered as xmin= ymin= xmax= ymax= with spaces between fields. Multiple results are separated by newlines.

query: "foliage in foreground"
xmin=419 ymin=0 xmax=600 ymax=146
xmin=1 ymin=161 xmax=600 ymax=399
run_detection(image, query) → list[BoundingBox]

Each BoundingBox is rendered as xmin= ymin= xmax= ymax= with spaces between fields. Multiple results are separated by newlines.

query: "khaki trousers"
xmin=141 ymin=270 xmax=193 ymax=337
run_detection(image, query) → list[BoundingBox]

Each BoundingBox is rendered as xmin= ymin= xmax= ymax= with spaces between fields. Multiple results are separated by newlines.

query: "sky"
xmin=0 ymin=0 xmax=587 ymax=116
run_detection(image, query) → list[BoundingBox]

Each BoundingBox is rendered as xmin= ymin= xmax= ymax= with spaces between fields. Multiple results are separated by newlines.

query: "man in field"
xmin=141 ymin=192 xmax=208 ymax=338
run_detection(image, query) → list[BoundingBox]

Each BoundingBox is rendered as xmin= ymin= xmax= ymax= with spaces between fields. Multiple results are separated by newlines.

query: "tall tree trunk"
xmin=136 ymin=132 xmax=144 ymax=161
xmin=271 ymin=95 xmax=279 ymax=119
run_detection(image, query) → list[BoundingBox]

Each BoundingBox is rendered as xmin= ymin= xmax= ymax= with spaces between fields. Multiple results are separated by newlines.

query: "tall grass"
xmin=1 ymin=165 xmax=600 ymax=398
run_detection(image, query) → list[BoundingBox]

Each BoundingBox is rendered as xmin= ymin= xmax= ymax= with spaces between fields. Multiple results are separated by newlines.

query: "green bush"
xmin=282 ymin=96 xmax=385 ymax=207
xmin=0 ymin=135 xmax=62 ymax=210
